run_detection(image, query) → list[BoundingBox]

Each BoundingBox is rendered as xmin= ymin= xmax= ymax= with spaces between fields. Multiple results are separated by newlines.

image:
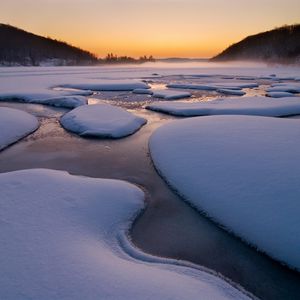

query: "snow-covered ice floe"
xmin=217 ymin=89 xmax=246 ymax=96
xmin=0 ymin=169 xmax=251 ymax=300
xmin=60 ymin=104 xmax=147 ymax=138
xmin=132 ymin=88 xmax=154 ymax=95
xmin=167 ymin=83 xmax=217 ymax=91
xmin=266 ymin=92 xmax=297 ymax=98
xmin=0 ymin=107 xmax=39 ymax=150
xmin=152 ymin=89 xmax=191 ymax=100
xmin=167 ymin=82 xmax=258 ymax=91
xmin=0 ymin=93 xmax=87 ymax=108
xmin=147 ymin=96 xmax=300 ymax=117
xmin=60 ymin=79 xmax=150 ymax=91
xmin=149 ymin=116 xmax=300 ymax=270
xmin=267 ymin=84 xmax=300 ymax=94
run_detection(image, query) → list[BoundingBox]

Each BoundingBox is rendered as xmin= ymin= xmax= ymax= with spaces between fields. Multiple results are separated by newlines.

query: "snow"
xmin=217 ymin=89 xmax=246 ymax=96
xmin=132 ymin=88 xmax=154 ymax=95
xmin=60 ymin=104 xmax=147 ymax=138
xmin=41 ymin=95 xmax=87 ymax=108
xmin=0 ymin=93 xmax=87 ymax=108
xmin=149 ymin=115 xmax=300 ymax=270
xmin=266 ymin=92 xmax=297 ymax=98
xmin=0 ymin=169 xmax=250 ymax=300
xmin=147 ymin=96 xmax=300 ymax=117
xmin=152 ymin=89 xmax=191 ymax=100
xmin=0 ymin=63 xmax=298 ymax=109
xmin=214 ymin=82 xmax=259 ymax=89
xmin=167 ymin=83 xmax=217 ymax=91
xmin=267 ymin=84 xmax=300 ymax=93
xmin=61 ymin=80 xmax=150 ymax=91
xmin=0 ymin=107 xmax=39 ymax=150
xmin=167 ymin=82 xmax=258 ymax=91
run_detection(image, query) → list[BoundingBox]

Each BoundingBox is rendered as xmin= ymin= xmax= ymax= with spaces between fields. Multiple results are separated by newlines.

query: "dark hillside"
xmin=212 ymin=24 xmax=300 ymax=64
xmin=0 ymin=24 xmax=98 ymax=66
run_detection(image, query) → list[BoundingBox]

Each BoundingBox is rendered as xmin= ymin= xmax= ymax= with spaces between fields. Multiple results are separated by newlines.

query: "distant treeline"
xmin=212 ymin=24 xmax=300 ymax=64
xmin=0 ymin=24 xmax=156 ymax=66
xmin=100 ymin=53 xmax=155 ymax=64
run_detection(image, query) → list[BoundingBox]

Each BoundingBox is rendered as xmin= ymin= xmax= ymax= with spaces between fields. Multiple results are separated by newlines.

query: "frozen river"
xmin=0 ymin=62 xmax=300 ymax=299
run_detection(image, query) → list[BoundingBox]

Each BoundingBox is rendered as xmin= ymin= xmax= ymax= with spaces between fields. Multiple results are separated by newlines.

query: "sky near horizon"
xmin=1 ymin=0 xmax=299 ymax=58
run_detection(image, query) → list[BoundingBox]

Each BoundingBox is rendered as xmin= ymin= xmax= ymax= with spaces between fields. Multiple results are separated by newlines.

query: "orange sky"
xmin=1 ymin=0 xmax=299 ymax=58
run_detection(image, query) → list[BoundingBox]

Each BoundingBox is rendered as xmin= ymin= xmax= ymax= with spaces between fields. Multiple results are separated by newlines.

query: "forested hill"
xmin=211 ymin=24 xmax=300 ymax=64
xmin=0 ymin=24 xmax=98 ymax=66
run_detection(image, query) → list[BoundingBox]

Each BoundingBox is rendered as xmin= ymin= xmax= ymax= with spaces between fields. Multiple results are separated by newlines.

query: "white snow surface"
xmin=217 ymin=89 xmax=246 ymax=96
xmin=0 ymin=63 xmax=299 ymax=108
xmin=0 ymin=169 xmax=250 ymax=300
xmin=149 ymin=116 xmax=300 ymax=270
xmin=152 ymin=89 xmax=191 ymax=100
xmin=167 ymin=82 xmax=258 ymax=91
xmin=0 ymin=107 xmax=39 ymax=150
xmin=61 ymin=79 xmax=150 ymax=91
xmin=167 ymin=83 xmax=217 ymax=91
xmin=60 ymin=104 xmax=147 ymax=138
xmin=267 ymin=84 xmax=300 ymax=93
xmin=0 ymin=93 xmax=87 ymax=108
xmin=132 ymin=88 xmax=154 ymax=95
xmin=266 ymin=92 xmax=297 ymax=98
xmin=147 ymin=96 xmax=300 ymax=117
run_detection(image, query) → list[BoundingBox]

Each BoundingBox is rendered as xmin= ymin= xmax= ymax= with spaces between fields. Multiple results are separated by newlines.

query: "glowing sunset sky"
xmin=1 ymin=0 xmax=299 ymax=58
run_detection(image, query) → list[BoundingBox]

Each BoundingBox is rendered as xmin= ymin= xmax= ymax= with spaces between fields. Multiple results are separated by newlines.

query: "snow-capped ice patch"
xmin=258 ymin=76 xmax=277 ymax=80
xmin=214 ymin=82 xmax=259 ymax=89
xmin=267 ymin=84 xmax=300 ymax=93
xmin=266 ymin=92 xmax=297 ymax=98
xmin=52 ymin=88 xmax=93 ymax=97
xmin=38 ymin=95 xmax=87 ymax=108
xmin=0 ymin=107 xmax=39 ymax=150
xmin=217 ymin=89 xmax=246 ymax=96
xmin=60 ymin=104 xmax=147 ymax=138
xmin=167 ymin=82 xmax=258 ymax=91
xmin=0 ymin=93 xmax=87 ymax=108
xmin=0 ymin=169 xmax=250 ymax=300
xmin=167 ymin=83 xmax=217 ymax=91
xmin=147 ymin=96 xmax=300 ymax=117
xmin=152 ymin=89 xmax=191 ymax=100
xmin=132 ymin=88 xmax=154 ymax=95
xmin=61 ymin=80 xmax=150 ymax=91
xmin=149 ymin=116 xmax=300 ymax=270
xmin=235 ymin=76 xmax=257 ymax=80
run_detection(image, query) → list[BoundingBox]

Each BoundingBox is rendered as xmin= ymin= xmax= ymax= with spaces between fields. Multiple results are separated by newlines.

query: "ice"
xmin=60 ymin=80 xmax=150 ymax=91
xmin=132 ymin=88 xmax=154 ymax=95
xmin=41 ymin=95 xmax=87 ymax=108
xmin=266 ymin=92 xmax=297 ymax=98
xmin=152 ymin=89 xmax=191 ymax=100
xmin=149 ymin=116 xmax=300 ymax=270
xmin=0 ymin=169 xmax=250 ymax=300
xmin=0 ymin=93 xmax=87 ymax=108
xmin=0 ymin=107 xmax=39 ymax=150
xmin=267 ymin=84 xmax=300 ymax=93
xmin=235 ymin=76 xmax=257 ymax=80
xmin=167 ymin=82 xmax=258 ymax=91
xmin=217 ymin=89 xmax=246 ymax=96
xmin=167 ymin=83 xmax=218 ymax=91
xmin=214 ymin=82 xmax=259 ymax=89
xmin=60 ymin=104 xmax=147 ymax=138
xmin=0 ymin=63 xmax=298 ymax=109
xmin=147 ymin=96 xmax=300 ymax=117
